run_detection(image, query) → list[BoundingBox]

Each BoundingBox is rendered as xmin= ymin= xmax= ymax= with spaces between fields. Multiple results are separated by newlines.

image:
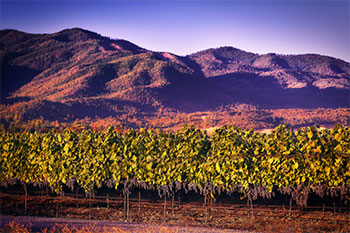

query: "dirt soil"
xmin=0 ymin=215 xmax=252 ymax=233
xmin=1 ymin=193 xmax=349 ymax=232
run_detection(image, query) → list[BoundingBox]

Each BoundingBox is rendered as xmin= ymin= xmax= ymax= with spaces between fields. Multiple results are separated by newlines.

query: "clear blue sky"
xmin=1 ymin=0 xmax=349 ymax=61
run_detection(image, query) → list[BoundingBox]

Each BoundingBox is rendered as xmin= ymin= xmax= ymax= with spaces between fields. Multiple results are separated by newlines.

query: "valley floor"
xmin=1 ymin=193 xmax=349 ymax=232
xmin=0 ymin=215 xmax=245 ymax=233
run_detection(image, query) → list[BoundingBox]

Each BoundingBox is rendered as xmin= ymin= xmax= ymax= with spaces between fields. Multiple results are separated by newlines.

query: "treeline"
xmin=1 ymin=104 xmax=349 ymax=132
xmin=1 ymin=124 xmax=349 ymax=206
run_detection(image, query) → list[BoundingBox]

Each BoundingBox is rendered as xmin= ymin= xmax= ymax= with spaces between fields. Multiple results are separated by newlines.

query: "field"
xmin=1 ymin=124 xmax=349 ymax=232
xmin=1 ymin=191 xmax=349 ymax=232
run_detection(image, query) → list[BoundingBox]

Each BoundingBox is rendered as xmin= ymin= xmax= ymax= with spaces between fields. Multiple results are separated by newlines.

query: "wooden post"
xmin=172 ymin=195 xmax=174 ymax=217
xmin=127 ymin=192 xmax=130 ymax=222
xmin=15 ymin=193 xmax=18 ymax=213
xmin=46 ymin=187 xmax=49 ymax=210
xmin=76 ymin=186 xmax=79 ymax=208
xmin=322 ymin=203 xmax=325 ymax=213
xmin=289 ymin=196 xmax=292 ymax=219
xmin=247 ymin=198 xmax=249 ymax=218
xmin=23 ymin=184 xmax=28 ymax=214
xmin=333 ymin=201 xmax=336 ymax=225
xmin=138 ymin=191 xmax=141 ymax=213
xmin=204 ymin=194 xmax=208 ymax=224
xmin=107 ymin=193 xmax=109 ymax=209
xmin=89 ymin=192 xmax=92 ymax=220
xmin=123 ymin=193 xmax=126 ymax=221
xmin=56 ymin=195 xmax=59 ymax=218
xmin=208 ymin=194 xmax=211 ymax=220
xmin=250 ymin=198 xmax=254 ymax=219
xmin=163 ymin=195 xmax=167 ymax=219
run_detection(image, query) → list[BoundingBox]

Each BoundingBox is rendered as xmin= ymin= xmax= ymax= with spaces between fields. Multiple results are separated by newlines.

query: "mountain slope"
xmin=0 ymin=28 xmax=349 ymax=124
xmin=187 ymin=47 xmax=349 ymax=89
xmin=186 ymin=47 xmax=349 ymax=108
xmin=1 ymin=28 xmax=236 ymax=114
xmin=1 ymin=28 xmax=145 ymax=101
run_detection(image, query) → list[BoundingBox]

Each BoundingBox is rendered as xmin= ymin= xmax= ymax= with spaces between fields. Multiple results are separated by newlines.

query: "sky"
xmin=1 ymin=0 xmax=349 ymax=61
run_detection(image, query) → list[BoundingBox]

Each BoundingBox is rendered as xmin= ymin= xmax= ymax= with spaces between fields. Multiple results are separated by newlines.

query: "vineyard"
xmin=1 ymin=124 xmax=350 ymax=231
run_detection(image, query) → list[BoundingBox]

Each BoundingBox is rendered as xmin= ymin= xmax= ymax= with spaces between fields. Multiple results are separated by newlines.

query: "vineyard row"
xmin=1 ymin=124 xmax=349 ymax=207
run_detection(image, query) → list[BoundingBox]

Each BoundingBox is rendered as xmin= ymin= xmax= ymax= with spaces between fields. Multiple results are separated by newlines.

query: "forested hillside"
xmin=1 ymin=28 xmax=349 ymax=129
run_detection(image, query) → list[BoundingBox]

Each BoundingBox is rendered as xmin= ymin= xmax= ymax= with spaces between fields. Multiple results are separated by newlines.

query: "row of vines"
xmin=1 ymin=124 xmax=349 ymax=208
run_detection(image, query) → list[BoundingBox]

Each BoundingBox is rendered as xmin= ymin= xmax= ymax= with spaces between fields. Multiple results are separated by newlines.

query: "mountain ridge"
xmin=1 ymin=28 xmax=349 ymax=127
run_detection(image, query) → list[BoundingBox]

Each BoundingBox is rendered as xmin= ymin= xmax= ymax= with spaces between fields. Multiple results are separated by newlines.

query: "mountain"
xmin=0 ymin=28 xmax=349 ymax=125
xmin=186 ymin=47 xmax=349 ymax=108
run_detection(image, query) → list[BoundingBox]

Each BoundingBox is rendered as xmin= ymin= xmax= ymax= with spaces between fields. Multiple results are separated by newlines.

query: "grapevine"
xmin=0 ymin=124 xmax=349 ymax=207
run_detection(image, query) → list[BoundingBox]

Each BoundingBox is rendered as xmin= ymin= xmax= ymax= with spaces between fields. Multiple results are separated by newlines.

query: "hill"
xmin=187 ymin=47 xmax=349 ymax=108
xmin=0 ymin=28 xmax=349 ymax=129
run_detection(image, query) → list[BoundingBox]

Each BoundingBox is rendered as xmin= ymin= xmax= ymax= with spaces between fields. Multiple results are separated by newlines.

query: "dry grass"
xmin=0 ymin=221 xmax=182 ymax=233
